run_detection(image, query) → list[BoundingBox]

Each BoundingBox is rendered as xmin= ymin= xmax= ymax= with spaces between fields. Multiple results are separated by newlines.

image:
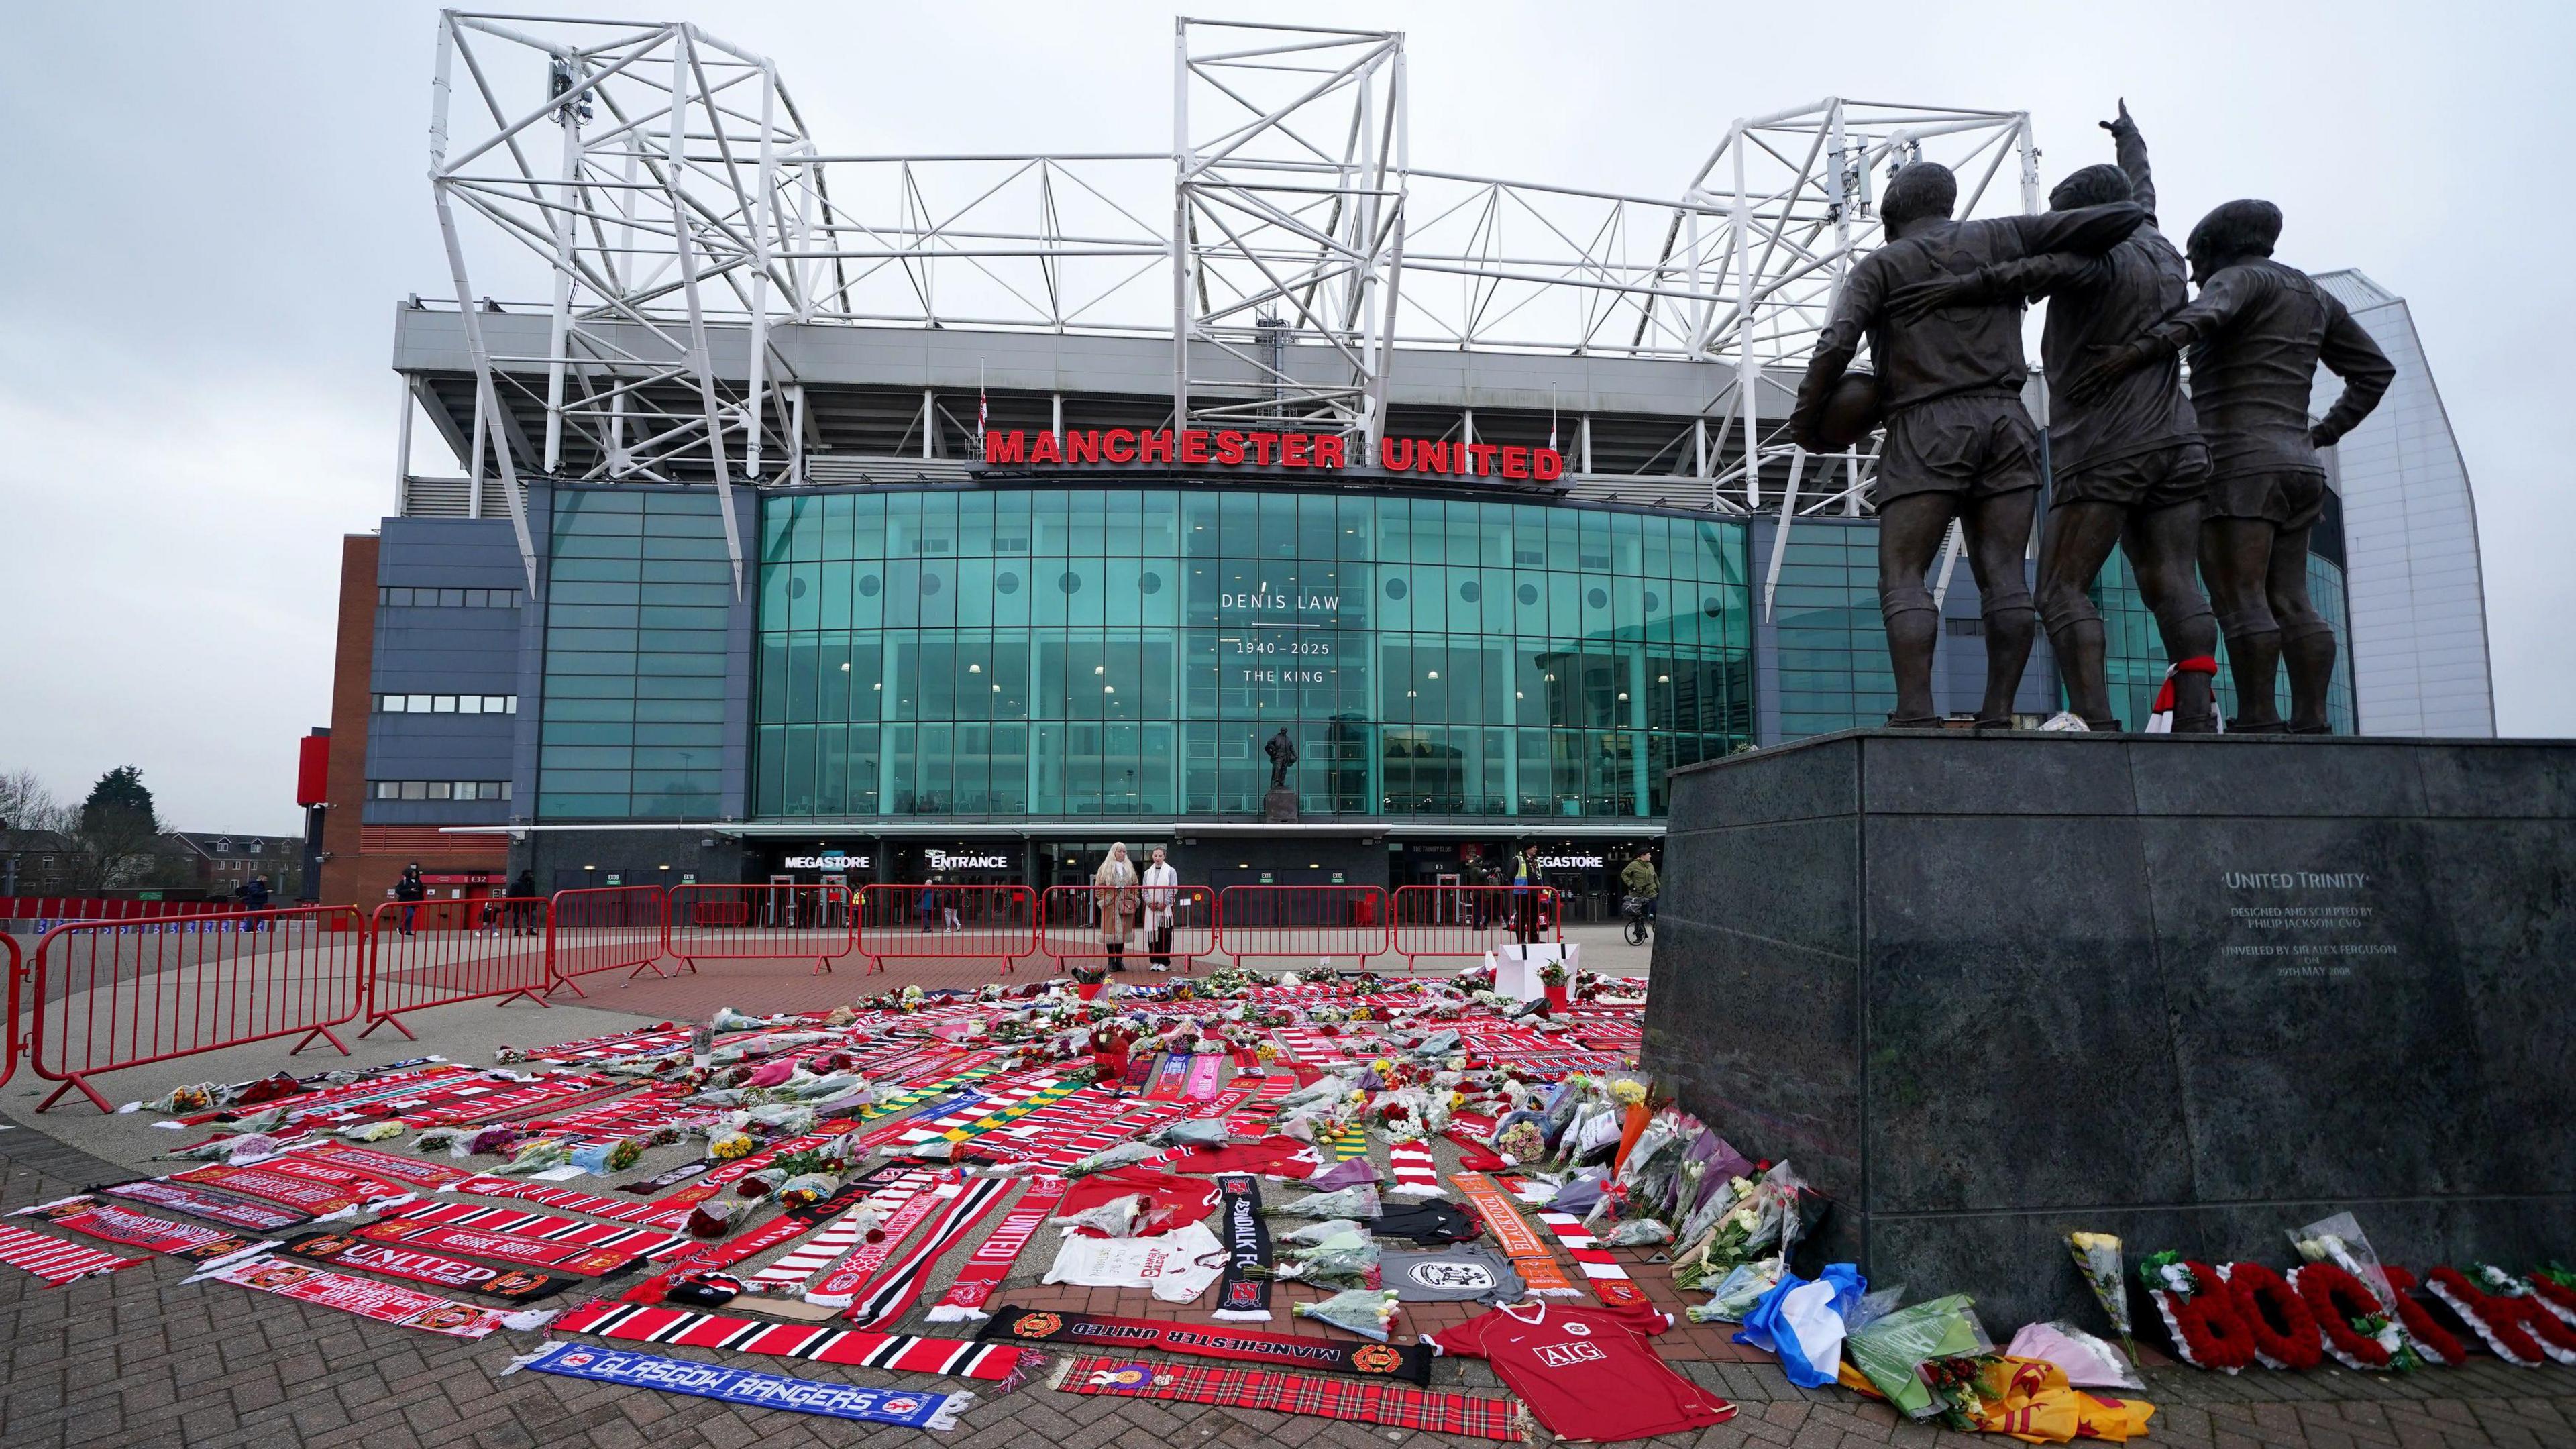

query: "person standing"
xmin=1509 ymin=845 xmax=1547 ymax=947
xmin=240 ymin=873 xmax=270 ymax=932
xmin=918 ymin=875 xmax=941 ymax=933
xmin=395 ymin=862 xmax=426 ymax=936
xmin=1093 ymin=843 xmax=1141 ymax=972
xmin=509 ymin=868 xmax=539 ymax=936
xmin=1619 ymin=849 xmax=1658 ymax=925
xmin=941 ymin=879 xmax=964 ymax=933
xmin=1141 ymin=846 xmax=1179 ymax=971
xmin=1466 ymin=850 xmax=1495 ymax=932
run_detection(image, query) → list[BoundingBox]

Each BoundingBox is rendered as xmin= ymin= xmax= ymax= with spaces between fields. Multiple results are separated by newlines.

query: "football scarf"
xmin=1448 ymin=1173 xmax=1579 ymax=1297
xmin=289 ymin=1141 xmax=475 ymax=1190
xmin=445 ymin=1177 xmax=682 ymax=1224
xmin=1388 ymin=1142 xmax=1441 ymax=1197
xmin=839 ymin=1177 xmax=1015 ymax=1326
xmin=235 ymin=1153 xmax=419 ymax=1203
xmin=927 ymin=1175 xmax=1065 ymax=1322
xmin=904 ymin=1078 xmax=1087 ymax=1149
xmin=979 ymin=1307 xmax=1432 ymax=1385
xmin=0 ymin=1222 xmax=143 ymax=1286
xmin=352 ymin=1218 xmax=649 ymax=1277
xmin=1514 ymin=1183 xmax=1656 ymax=1321
xmin=168 ymin=1162 xmax=382 ymax=1216
xmin=554 ymin=1300 xmax=1038 ymax=1382
xmin=13 ymin=1195 xmax=268 ymax=1265
xmin=1183 ymin=1054 xmax=1225 ymax=1099
xmin=745 ymin=1169 xmax=937 ymax=1295
xmin=186 ymin=1254 xmax=546 ymax=1338
xmin=1187 ymin=1082 xmax=1258 ymax=1121
xmin=1315 ymin=1121 xmax=1372 ymax=1162
xmin=101 ymin=1178 xmax=311 ymax=1232
xmin=170 ymin=1062 xmax=476 ymax=1126
xmin=504 ymin=1341 xmax=976 ymax=1430
xmin=1051 ymin=1355 xmax=1516 ymax=1440
xmin=804 ymin=1177 xmax=960 ymax=1308
xmin=1212 ymin=1174 xmax=1275 ymax=1322
xmin=274 ymin=1232 xmax=574 ymax=1302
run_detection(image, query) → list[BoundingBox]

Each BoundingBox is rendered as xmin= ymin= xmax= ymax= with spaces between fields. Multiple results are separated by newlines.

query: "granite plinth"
xmin=1263 ymin=788 xmax=1300 ymax=823
xmin=1643 ymin=729 xmax=2576 ymax=1331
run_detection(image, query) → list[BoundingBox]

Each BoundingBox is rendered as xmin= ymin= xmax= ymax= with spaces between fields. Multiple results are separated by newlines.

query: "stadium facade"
xmin=309 ymin=16 xmax=2493 ymax=911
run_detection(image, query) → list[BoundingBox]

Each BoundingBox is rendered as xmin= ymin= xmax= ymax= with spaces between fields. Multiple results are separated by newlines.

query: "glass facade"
xmin=751 ymin=488 xmax=1751 ymax=821
xmin=1767 ymin=524 xmax=1900 ymax=738
xmin=538 ymin=490 xmax=734 ymax=818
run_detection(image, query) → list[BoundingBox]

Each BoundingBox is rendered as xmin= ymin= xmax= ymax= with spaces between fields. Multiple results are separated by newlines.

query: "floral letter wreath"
xmin=2426 ymin=1267 xmax=2576 ymax=1366
xmin=2143 ymin=1257 xmax=2257 ymax=1373
xmin=2218 ymin=1263 xmax=2323 ymax=1371
xmin=2286 ymin=1262 xmax=2399 ymax=1370
xmin=2528 ymin=1270 xmax=2576 ymax=1328
xmin=2378 ymin=1269 xmax=2465 ymax=1366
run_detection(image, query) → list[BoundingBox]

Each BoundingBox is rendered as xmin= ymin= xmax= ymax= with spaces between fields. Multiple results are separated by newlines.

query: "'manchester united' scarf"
xmin=1212 ymin=1174 xmax=1274 ymax=1322
xmin=1448 ymin=1173 xmax=1578 ymax=1297
xmin=806 ymin=1176 xmax=959 ymax=1308
xmin=747 ymin=1169 xmax=936 ymax=1295
xmin=504 ymin=1340 xmax=977 ymax=1430
xmin=843 ymin=1176 xmax=1014 ymax=1326
xmin=926 ymin=1175 xmax=1065 ymax=1322
xmin=13 ymin=1195 xmax=269 ymax=1264
xmin=0 ymin=1222 xmax=142 ymax=1287
xmin=274 ymin=1231 xmax=574 ymax=1302
xmin=167 ymin=1162 xmax=372 ymax=1216
xmin=352 ymin=1218 xmax=647 ymax=1277
xmin=290 ymin=1142 xmax=475 ymax=1190
xmin=186 ymin=1254 xmax=545 ymax=1338
xmin=1053 ymin=1354 xmax=1518 ymax=1442
xmin=555 ymin=1300 xmax=1036 ymax=1381
xmin=101 ymin=1178 xmax=311 ymax=1232
xmin=977 ymin=1306 xmax=1433 ymax=1385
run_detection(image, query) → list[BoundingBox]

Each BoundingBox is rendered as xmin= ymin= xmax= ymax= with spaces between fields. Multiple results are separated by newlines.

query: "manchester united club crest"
xmin=1010 ymin=1311 xmax=1064 ymax=1339
xmin=1350 ymin=1343 xmax=1402 ymax=1375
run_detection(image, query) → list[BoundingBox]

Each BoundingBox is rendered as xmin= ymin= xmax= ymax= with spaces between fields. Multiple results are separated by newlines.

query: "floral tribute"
xmin=2137 ymin=1253 xmax=2255 ymax=1373
xmin=2376 ymin=1269 xmax=2466 ymax=1366
xmin=2216 ymin=1263 xmax=2323 ymax=1371
xmin=2426 ymin=1265 xmax=2576 ymax=1367
xmin=2285 ymin=1261 xmax=2408 ymax=1370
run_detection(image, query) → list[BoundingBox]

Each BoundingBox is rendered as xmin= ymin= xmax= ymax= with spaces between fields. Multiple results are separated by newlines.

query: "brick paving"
xmin=5 ymin=1122 xmax=2573 ymax=1448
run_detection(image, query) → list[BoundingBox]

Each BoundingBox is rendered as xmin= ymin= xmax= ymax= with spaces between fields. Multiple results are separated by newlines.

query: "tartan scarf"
xmin=1053 ymin=1354 xmax=1522 ymax=1442
xmin=1211 ymin=1174 xmax=1274 ymax=1322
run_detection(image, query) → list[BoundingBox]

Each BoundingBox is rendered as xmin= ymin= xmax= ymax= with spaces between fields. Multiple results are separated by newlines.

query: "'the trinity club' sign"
xmin=981 ymin=427 xmax=1568 ymax=482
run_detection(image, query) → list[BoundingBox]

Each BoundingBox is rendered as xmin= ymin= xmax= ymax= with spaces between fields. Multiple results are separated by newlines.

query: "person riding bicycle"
xmin=1619 ymin=849 xmax=1659 ymax=929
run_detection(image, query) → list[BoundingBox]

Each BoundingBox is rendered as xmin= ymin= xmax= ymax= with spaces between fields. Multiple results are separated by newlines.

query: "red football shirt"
xmin=1432 ymin=1301 xmax=1735 ymax=1443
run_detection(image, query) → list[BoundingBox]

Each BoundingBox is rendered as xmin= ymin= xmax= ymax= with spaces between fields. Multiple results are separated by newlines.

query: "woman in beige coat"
xmin=1093 ymin=842 xmax=1142 ymax=971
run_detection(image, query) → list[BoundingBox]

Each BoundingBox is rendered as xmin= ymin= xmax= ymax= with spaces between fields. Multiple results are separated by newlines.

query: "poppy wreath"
xmin=2424 ymin=1267 xmax=2576 ymax=1366
xmin=2528 ymin=1269 xmax=2576 ymax=1327
xmin=2217 ymin=1263 xmax=2324 ymax=1371
xmin=2285 ymin=1262 xmax=2398 ymax=1370
xmin=2143 ymin=1257 xmax=2257 ymax=1373
xmin=2379 ymin=1269 xmax=2467 ymax=1367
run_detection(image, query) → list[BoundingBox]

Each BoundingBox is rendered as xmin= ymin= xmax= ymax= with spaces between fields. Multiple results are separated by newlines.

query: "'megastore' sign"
xmin=982 ymin=428 xmax=1567 ymax=482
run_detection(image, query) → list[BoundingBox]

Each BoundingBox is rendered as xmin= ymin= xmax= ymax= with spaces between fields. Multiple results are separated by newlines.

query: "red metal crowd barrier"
xmin=361 ymin=898 xmax=551 ymax=1038
xmin=1391 ymin=885 xmax=1560 ymax=971
xmin=1039 ymin=882 xmax=1214 ymax=974
xmin=25 ymin=906 xmax=366 ymax=1113
xmin=1214 ymin=885 xmax=1392 ymax=968
xmin=857 ymin=884 xmax=1038 ymax=975
xmin=669 ymin=884 xmax=854 ymax=976
xmin=1 ymin=932 xmax=20 ymax=1089
xmin=547 ymin=885 xmax=670 ymax=989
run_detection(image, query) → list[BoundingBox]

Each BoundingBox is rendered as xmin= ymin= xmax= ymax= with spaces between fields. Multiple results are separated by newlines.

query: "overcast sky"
xmin=3 ymin=1 xmax=2568 ymax=834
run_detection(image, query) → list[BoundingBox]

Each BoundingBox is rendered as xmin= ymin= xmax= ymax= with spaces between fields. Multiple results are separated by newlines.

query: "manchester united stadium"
xmin=309 ymin=15 xmax=2495 ymax=914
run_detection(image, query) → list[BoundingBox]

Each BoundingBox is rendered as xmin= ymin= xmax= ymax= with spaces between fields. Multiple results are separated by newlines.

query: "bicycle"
xmin=1621 ymin=894 xmax=1654 ymax=946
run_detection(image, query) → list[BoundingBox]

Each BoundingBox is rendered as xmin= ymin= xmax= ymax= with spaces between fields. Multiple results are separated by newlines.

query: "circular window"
xmin=859 ymin=574 xmax=882 ymax=598
xmin=1140 ymin=572 xmax=1163 ymax=595
xmin=786 ymin=576 xmax=808 ymax=599
xmin=1458 ymin=580 xmax=1481 ymax=603
xmin=1644 ymin=590 xmax=1661 ymax=613
xmin=1385 ymin=578 xmax=1408 ymax=600
xmin=1059 ymin=571 xmax=1083 ymax=594
xmin=1587 ymin=587 xmax=1609 ymax=610
xmin=1517 ymin=582 xmax=1540 ymax=606
xmin=996 ymin=572 xmax=1020 ymax=594
xmin=919 ymin=573 xmax=942 ymax=595
xmin=1703 ymin=597 xmax=1723 ymax=618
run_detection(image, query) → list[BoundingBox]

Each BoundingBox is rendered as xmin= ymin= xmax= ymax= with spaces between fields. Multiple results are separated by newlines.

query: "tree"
xmin=62 ymin=766 xmax=168 ymax=892
xmin=82 ymin=765 xmax=158 ymax=834
xmin=0 ymin=767 xmax=52 ymax=835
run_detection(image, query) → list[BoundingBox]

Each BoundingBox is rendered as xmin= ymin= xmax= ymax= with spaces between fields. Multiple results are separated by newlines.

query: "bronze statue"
xmin=2065 ymin=199 xmax=2394 ymax=732
xmin=1265 ymin=727 xmax=1299 ymax=791
xmin=1886 ymin=102 xmax=2219 ymax=731
xmin=1791 ymin=164 xmax=2145 ymax=727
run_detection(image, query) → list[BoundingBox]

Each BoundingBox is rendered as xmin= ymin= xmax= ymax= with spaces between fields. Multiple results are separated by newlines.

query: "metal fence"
xmin=1214 ymin=885 xmax=1392 ymax=967
xmin=856 ymin=884 xmax=1038 ymax=975
xmin=668 ymin=883 xmax=854 ymax=975
xmin=547 ymin=885 xmax=670 ymax=989
xmin=1038 ymin=882 xmax=1215 ymax=973
xmin=25 ymin=906 xmax=366 ymax=1112
xmin=1391 ymin=885 xmax=1559 ymax=969
xmin=362 ymin=898 xmax=552 ymax=1038
xmin=1 ymin=932 xmax=19 ymax=1088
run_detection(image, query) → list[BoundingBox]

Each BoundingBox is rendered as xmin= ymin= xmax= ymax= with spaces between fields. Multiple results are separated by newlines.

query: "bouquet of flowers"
xmin=1536 ymin=960 xmax=1570 ymax=987
xmin=2064 ymin=1230 xmax=2136 ymax=1366
xmin=1916 ymin=1354 xmax=2005 ymax=1432
xmin=1685 ymin=1257 xmax=1782 ymax=1323
xmin=1674 ymin=1161 xmax=1806 ymax=1288
xmin=1842 ymin=1295 xmax=1992 ymax=1419
xmin=1293 ymin=1288 xmax=1400 ymax=1342
xmin=1266 ymin=1232 xmax=1381 ymax=1289
xmin=1265 ymin=1184 xmax=1384 ymax=1220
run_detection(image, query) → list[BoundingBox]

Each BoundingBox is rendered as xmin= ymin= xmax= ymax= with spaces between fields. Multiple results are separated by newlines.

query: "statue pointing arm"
xmin=2106 ymin=99 xmax=2155 ymax=226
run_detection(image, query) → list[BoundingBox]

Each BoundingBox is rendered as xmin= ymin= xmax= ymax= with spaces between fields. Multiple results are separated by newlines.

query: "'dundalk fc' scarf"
xmin=976 ymin=1305 xmax=1433 ymax=1385
xmin=1211 ymin=1173 xmax=1274 ymax=1322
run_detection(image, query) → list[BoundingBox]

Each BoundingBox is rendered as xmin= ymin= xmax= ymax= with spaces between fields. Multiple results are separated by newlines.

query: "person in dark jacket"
xmin=508 ymin=869 xmax=539 ymax=936
xmin=395 ymin=863 xmax=427 ymax=935
xmin=1509 ymin=845 xmax=1548 ymax=946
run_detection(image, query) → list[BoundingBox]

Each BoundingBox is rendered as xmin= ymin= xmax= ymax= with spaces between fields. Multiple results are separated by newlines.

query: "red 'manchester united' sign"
xmin=981 ymin=428 xmax=1566 ymax=482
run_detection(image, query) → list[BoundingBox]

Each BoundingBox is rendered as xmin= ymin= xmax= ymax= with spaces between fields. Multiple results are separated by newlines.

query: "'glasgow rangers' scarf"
xmin=274 ymin=1232 xmax=574 ymax=1302
xmin=1054 ymin=1355 xmax=1518 ymax=1442
xmin=13 ymin=1195 xmax=270 ymax=1264
xmin=977 ymin=1306 xmax=1433 ymax=1385
xmin=926 ymin=1175 xmax=1064 ymax=1322
xmin=555 ymin=1300 xmax=1037 ymax=1382
xmin=503 ymin=1341 xmax=975 ymax=1430
xmin=1212 ymin=1174 xmax=1274 ymax=1322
